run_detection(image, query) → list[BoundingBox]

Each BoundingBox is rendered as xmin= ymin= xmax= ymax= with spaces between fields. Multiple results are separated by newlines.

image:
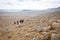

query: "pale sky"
xmin=0 ymin=0 xmax=60 ymax=10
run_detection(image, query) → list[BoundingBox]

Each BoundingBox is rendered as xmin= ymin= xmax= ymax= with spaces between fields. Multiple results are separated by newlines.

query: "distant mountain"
xmin=42 ymin=7 xmax=60 ymax=12
xmin=0 ymin=7 xmax=60 ymax=13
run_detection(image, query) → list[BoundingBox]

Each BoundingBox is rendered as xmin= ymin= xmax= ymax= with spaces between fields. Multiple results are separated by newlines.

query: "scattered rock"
xmin=56 ymin=20 xmax=60 ymax=23
xmin=32 ymin=37 xmax=38 ymax=40
xmin=26 ymin=33 xmax=30 ymax=37
xmin=52 ymin=22 xmax=60 ymax=28
xmin=18 ymin=25 xmax=23 ymax=28
xmin=51 ymin=33 xmax=59 ymax=40
xmin=50 ymin=30 xmax=58 ymax=34
xmin=4 ymin=29 xmax=12 ymax=33
xmin=31 ymin=26 xmax=51 ymax=32
xmin=49 ymin=26 xmax=55 ymax=30
xmin=48 ymin=19 xmax=57 ymax=26
xmin=8 ymin=36 xmax=11 ymax=39
xmin=48 ymin=19 xmax=57 ymax=23
xmin=32 ymin=26 xmax=42 ymax=32
xmin=42 ymin=20 xmax=46 ymax=23
xmin=41 ymin=26 xmax=51 ymax=32
xmin=42 ymin=32 xmax=51 ymax=40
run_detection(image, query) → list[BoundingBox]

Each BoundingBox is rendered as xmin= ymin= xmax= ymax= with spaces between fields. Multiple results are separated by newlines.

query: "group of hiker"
xmin=14 ymin=20 xmax=24 ymax=25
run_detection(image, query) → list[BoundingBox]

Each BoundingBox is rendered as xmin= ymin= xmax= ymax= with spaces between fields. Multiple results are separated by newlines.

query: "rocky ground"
xmin=0 ymin=11 xmax=60 ymax=40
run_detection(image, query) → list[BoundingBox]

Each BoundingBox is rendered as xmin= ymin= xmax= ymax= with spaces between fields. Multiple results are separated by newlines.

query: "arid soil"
xmin=0 ymin=11 xmax=60 ymax=40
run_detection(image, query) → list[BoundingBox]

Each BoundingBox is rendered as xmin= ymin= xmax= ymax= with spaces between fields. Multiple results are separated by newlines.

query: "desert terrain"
xmin=0 ymin=11 xmax=60 ymax=40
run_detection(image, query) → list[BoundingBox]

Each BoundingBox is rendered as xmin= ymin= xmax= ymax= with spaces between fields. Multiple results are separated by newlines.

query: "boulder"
xmin=31 ymin=26 xmax=51 ymax=32
xmin=56 ymin=20 xmax=60 ymax=23
xmin=31 ymin=26 xmax=42 ymax=32
xmin=41 ymin=26 xmax=51 ymax=32
xmin=42 ymin=32 xmax=51 ymax=40
xmin=52 ymin=22 xmax=60 ymax=28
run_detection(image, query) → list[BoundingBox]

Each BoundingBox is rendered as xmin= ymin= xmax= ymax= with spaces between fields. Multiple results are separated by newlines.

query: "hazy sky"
xmin=0 ymin=0 xmax=60 ymax=10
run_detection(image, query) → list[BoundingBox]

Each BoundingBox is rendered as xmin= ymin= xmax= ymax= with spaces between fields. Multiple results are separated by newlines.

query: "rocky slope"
xmin=0 ymin=11 xmax=60 ymax=40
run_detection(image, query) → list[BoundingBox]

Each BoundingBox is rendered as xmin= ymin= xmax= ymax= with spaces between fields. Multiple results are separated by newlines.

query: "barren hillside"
xmin=0 ymin=11 xmax=60 ymax=40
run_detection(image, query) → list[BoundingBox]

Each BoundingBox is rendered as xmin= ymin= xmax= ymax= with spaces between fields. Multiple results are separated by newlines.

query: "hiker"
xmin=17 ymin=21 xmax=19 ymax=25
xmin=14 ymin=21 xmax=16 ymax=24
xmin=20 ymin=20 xmax=24 ymax=23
